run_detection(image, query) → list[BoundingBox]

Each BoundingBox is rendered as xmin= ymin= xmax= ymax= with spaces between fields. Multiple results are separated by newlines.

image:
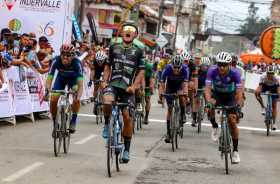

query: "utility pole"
xmin=173 ymin=0 xmax=183 ymax=52
xmin=80 ymin=0 xmax=86 ymax=28
xmin=157 ymin=0 xmax=165 ymax=37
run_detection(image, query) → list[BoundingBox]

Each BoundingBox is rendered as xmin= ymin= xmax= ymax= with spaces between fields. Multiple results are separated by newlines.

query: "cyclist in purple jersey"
xmin=205 ymin=52 xmax=244 ymax=164
xmin=159 ymin=55 xmax=189 ymax=143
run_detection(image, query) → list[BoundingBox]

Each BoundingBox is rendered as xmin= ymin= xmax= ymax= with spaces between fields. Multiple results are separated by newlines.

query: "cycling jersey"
xmin=206 ymin=65 xmax=242 ymax=105
xmin=107 ymin=43 xmax=145 ymax=90
xmin=157 ymin=59 xmax=169 ymax=72
xmin=48 ymin=56 xmax=83 ymax=80
xmin=259 ymin=75 xmax=279 ymax=94
xmin=145 ymin=60 xmax=153 ymax=97
xmin=198 ymin=69 xmax=208 ymax=89
xmin=48 ymin=56 xmax=83 ymax=93
xmin=187 ymin=61 xmax=198 ymax=80
xmin=161 ymin=64 xmax=189 ymax=93
xmin=92 ymin=59 xmax=106 ymax=80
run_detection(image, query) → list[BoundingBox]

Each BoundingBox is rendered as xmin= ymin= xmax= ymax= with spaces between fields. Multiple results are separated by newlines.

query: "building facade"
xmin=271 ymin=0 xmax=280 ymax=25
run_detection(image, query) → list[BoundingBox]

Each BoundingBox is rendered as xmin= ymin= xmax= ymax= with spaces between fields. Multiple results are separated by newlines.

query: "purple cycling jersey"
xmin=161 ymin=64 xmax=189 ymax=91
xmin=205 ymin=65 xmax=242 ymax=93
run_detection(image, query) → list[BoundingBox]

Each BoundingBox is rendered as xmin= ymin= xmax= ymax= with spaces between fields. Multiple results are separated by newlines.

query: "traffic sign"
xmin=156 ymin=34 xmax=168 ymax=48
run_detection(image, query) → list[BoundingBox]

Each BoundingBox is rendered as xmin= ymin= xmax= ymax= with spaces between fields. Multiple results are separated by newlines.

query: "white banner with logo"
xmin=26 ymin=69 xmax=49 ymax=112
xmin=0 ymin=71 xmax=14 ymax=118
xmin=0 ymin=0 xmax=74 ymax=54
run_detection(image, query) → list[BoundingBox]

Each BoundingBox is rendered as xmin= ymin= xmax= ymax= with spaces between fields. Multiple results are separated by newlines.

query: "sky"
xmin=204 ymin=0 xmax=272 ymax=33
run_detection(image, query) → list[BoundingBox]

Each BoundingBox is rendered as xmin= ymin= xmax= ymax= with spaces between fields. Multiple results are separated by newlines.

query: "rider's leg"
xmin=93 ymin=84 xmax=99 ymax=115
xmin=192 ymin=95 xmax=199 ymax=126
xmin=122 ymin=109 xmax=133 ymax=153
xmin=272 ymin=101 xmax=278 ymax=125
xmin=102 ymin=88 xmax=114 ymax=138
xmin=165 ymin=96 xmax=172 ymax=143
xmin=145 ymin=96 xmax=151 ymax=123
xmin=255 ymin=87 xmax=265 ymax=109
xmin=50 ymin=94 xmax=60 ymax=126
xmin=228 ymin=113 xmax=239 ymax=152
xmin=179 ymin=95 xmax=186 ymax=124
xmin=208 ymin=109 xmax=218 ymax=128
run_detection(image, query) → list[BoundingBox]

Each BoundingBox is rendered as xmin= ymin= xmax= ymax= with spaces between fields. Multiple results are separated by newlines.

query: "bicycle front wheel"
xmin=266 ymin=120 xmax=271 ymax=136
xmin=63 ymin=111 xmax=71 ymax=154
xmin=54 ymin=111 xmax=63 ymax=157
xmin=197 ymin=110 xmax=202 ymax=134
xmin=222 ymin=122 xmax=230 ymax=175
xmin=107 ymin=120 xmax=114 ymax=177
xmin=171 ymin=109 xmax=177 ymax=152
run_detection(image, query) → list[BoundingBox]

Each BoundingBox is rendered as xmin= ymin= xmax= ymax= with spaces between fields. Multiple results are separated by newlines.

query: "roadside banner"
xmin=0 ymin=0 xmax=74 ymax=54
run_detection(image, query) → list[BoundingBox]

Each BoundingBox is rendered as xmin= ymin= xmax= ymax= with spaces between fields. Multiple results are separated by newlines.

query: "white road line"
xmin=78 ymin=114 xmax=279 ymax=133
xmin=79 ymin=113 xmax=96 ymax=118
xmin=74 ymin=134 xmax=98 ymax=145
xmin=2 ymin=162 xmax=44 ymax=182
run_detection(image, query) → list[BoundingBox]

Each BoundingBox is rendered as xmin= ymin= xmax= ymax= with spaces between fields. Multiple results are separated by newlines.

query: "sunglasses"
xmin=217 ymin=63 xmax=229 ymax=67
xmin=122 ymin=25 xmax=137 ymax=33
xmin=61 ymin=52 xmax=74 ymax=58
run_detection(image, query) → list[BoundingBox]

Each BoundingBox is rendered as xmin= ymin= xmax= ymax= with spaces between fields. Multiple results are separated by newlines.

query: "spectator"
xmin=37 ymin=36 xmax=53 ymax=68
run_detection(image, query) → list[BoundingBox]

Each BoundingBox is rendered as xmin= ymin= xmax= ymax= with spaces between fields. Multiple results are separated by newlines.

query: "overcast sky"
xmin=204 ymin=0 xmax=271 ymax=33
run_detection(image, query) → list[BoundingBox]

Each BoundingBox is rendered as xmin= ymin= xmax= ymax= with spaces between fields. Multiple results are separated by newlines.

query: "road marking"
xmin=2 ymin=162 xmax=44 ymax=182
xmin=78 ymin=114 xmax=279 ymax=133
xmin=74 ymin=134 xmax=98 ymax=145
xmin=79 ymin=113 xmax=96 ymax=118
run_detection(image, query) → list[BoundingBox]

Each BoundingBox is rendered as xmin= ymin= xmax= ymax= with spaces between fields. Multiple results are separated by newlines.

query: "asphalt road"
xmin=0 ymin=92 xmax=279 ymax=184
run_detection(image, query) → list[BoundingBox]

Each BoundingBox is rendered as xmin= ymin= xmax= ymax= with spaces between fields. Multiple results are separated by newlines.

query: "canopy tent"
xmin=240 ymin=48 xmax=280 ymax=65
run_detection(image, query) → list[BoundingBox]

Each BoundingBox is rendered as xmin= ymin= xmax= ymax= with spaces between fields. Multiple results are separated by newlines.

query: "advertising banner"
xmin=0 ymin=70 xmax=14 ymax=118
xmin=26 ymin=69 xmax=49 ymax=112
xmin=0 ymin=0 xmax=74 ymax=54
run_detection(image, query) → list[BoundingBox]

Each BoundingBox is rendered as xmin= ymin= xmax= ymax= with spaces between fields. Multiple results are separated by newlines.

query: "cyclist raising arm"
xmin=101 ymin=22 xmax=145 ymax=163
xmin=159 ymin=55 xmax=189 ymax=143
xmin=205 ymin=52 xmax=243 ymax=164
xmin=46 ymin=44 xmax=84 ymax=134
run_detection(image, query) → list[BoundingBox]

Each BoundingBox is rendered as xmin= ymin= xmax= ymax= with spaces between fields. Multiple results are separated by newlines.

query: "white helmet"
xmin=216 ymin=52 xmax=232 ymax=64
xmin=181 ymin=51 xmax=193 ymax=61
xmin=200 ymin=57 xmax=211 ymax=66
xmin=155 ymin=57 xmax=160 ymax=62
xmin=95 ymin=51 xmax=107 ymax=64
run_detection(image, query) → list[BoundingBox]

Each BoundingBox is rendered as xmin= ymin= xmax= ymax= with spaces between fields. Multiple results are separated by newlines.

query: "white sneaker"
xmin=261 ymin=108 xmax=266 ymax=115
xmin=272 ymin=124 xmax=277 ymax=131
xmin=232 ymin=151 xmax=240 ymax=164
xmin=211 ymin=128 xmax=218 ymax=142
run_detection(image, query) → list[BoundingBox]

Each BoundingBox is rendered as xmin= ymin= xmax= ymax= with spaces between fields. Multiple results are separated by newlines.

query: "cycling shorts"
xmin=52 ymin=74 xmax=78 ymax=96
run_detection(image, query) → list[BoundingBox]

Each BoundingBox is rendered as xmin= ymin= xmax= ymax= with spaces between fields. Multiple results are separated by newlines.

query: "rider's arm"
xmin=76 ymin=61 xmax=84 ymax=100
xmin=205 ymin=69 xmax=213 ymax=103
xmin=159 ymin=65 xmax=169 ymax=95
xmin=133 ymin=70 xmax=145 ymax=89
xmin=0 ymin=68 xmax=3 ymax=88
xmin=234 ymin=70 xmax=244 ymax=106
xmin=46 ymin=58 xmax=58 ymax=91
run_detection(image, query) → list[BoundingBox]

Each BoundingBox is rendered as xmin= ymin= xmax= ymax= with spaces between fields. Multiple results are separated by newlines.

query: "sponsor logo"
xmin=19 ymin=0 xmax=62 ymax=12
xmin=38 ymin=21 xmax=55 ymax=37
xmin=5 ymin=0 xmax=16 ymax=11
xmin=8 ymin=18 xmax=22 ymax=32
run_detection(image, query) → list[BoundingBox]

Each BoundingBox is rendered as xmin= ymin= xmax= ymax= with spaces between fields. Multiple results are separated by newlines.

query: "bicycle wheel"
xmin=54 ymin=110 xmax=63 ymax=157
xmin=266 ymin=120 xmax=271 ymax=136
xmin=63 ymin=110 xmax=71 ymax=154
xmin=107 ymin=120 xmax=114 ymax=177
xmin=171 ymin=109 xmax=176 ymax=152
xmin=222 ymin=122 xmax=230 ymax=175
xmin=136 ymin=113 xmax=141 ymax=131
xmin=197 ymin=110 xmax=202 ymax=134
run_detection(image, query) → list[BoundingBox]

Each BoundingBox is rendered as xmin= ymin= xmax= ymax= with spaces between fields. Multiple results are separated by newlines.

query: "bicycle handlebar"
xmin=161 ymin=93 xmax=188 ymax=97
xmin=214 ymin=105 xmax=240 ymax=111
xmin=50 ymin=90 xmax=76 ymax=94
xmin=260 ymin=92 xmax=279 ymax=96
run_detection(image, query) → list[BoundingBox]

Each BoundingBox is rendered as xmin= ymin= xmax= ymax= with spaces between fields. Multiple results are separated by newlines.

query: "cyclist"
xmin=46 ymin=44 xmax=84 ymax=134
xmin=143 ymin=58 xmax=155 ymax=124
xmin=191 ymin=57 xmax=211 ymax=127
xmin=255 ymin=65 xmax=280 ymax=130
xmin=205 ymin=52 xmax=243 ymax=164
xmin=101 ymin=22 xmax=145 ymax=163
xmin=231 ymin=54 xmax=246 ymax=106
xmin=181 ymin=51 xmax=198 ymax=122
xmin=157 ymin=53 xmax=170 ymax=104
xmin=88 ymin=50 xmax=107 ymax=114
xmin=159 ymin=55 xmax=189 ymax=143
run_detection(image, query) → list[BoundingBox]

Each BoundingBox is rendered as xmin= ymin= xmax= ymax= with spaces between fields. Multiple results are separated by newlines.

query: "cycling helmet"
xmin=267 ymin=65 xmax=276 ymax=74
xmin=200 ymin=57 xmax=211 ymax=66
xmin=95 ymin=50 xmax=107 ymax=64
xmin=121 ymin=22 xmax=138 ymax=35
xmin=60 ymin=44 xmax=75 ymax=54
xmin=216 ymin=52 xmax=232 ymax=64
xmin=155 ymin=57 xmax=160 ymax=63
xmin=171 ymin=55 xmax=183 ymax=68
xmin=181 ymin=51 xmax=193 ymax=61
xmin=231 ymin=53 xmax=238 ymax=63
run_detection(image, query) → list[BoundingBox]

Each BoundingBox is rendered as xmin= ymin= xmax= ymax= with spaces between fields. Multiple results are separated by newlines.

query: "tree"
xmin=237 ymin=2 xmax=271 ymax=41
